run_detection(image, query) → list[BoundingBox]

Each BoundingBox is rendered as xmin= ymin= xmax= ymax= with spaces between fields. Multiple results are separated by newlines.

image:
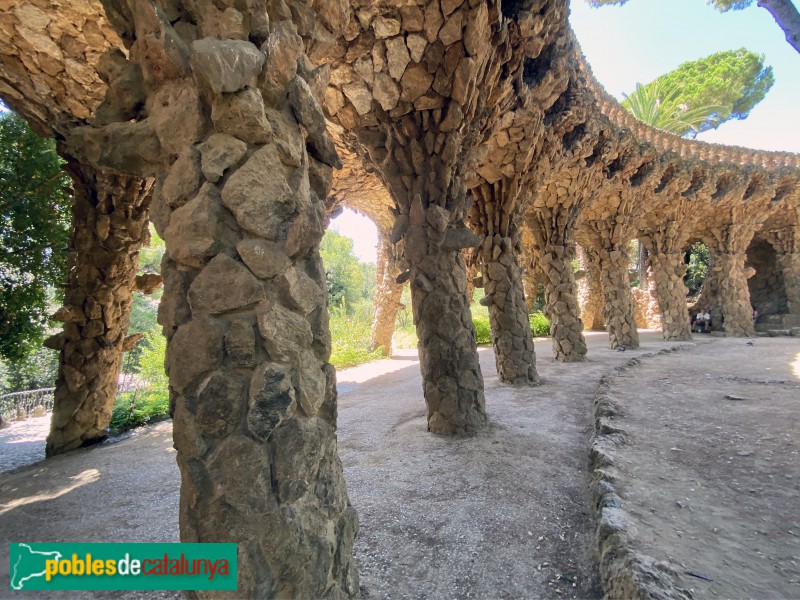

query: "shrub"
xmin=529 ymin=311 xmax=551 ymax=337
xmin=328 ymin=304 xmax=383 ymax=368
xmin=473 ymin=316 xmax=492 ymax=344
xmin=109 ymin=387 xmax=170 ymax=433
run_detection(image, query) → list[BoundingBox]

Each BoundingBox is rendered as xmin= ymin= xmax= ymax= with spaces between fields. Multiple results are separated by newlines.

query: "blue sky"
xmin=337 ymin=0 xmax=800 ymax=262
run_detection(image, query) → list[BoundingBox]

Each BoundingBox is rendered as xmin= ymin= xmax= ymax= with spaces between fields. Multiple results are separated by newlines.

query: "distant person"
xmin=752 ymin=306 xmax=759 ymax=323
xmin=695 ymin=310 xmax=705 ymax=333
xmin=703 ymin=310 xmax=712 ymax=332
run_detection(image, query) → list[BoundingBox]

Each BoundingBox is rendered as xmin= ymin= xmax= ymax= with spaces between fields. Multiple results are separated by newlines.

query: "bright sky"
xmin=335 ymin=0 xmax=800 ymax=263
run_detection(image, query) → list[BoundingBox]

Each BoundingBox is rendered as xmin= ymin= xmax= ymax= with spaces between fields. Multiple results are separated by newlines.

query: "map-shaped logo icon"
xmin=10 ymin=543 xmax=63 ymax=590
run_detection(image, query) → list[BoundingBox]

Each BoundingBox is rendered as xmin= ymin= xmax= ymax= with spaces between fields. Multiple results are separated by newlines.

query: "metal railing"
xmin=0 ymin=387 xmax=55 ymax=420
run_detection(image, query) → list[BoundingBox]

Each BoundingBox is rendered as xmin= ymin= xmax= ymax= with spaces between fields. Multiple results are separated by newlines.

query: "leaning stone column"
xmin=765 ymin=226 xmax=800 ymax=314
xmin=586 ymin=216 xmax=640 ymax=349
xmin=576 ymin=244 xmax=606 ymax=331
xmin=640 ymin=223 xmax=692 ymax=341
xmin=400 ymin=191 xmax=488 ymax=434
xmin=45 ymin=162 xmax=151 ymax=456
xmin=529 ymin=208 xmax=587 ymax=362
xmin=370 ymin=235 xmax=403 ymax=355
xmin=706 ymin=225 xmax=757 ymax=336
xmin=478 ymin=234 xmax=539 ymax=383
xmin=777 ymin=252 xmax=800 ymax=314
xmin=68 ymin=4 xmax=359 ymax=595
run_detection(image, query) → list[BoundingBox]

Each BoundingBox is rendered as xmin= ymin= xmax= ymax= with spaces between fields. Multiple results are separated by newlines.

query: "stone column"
xmin=478 ymin=234 xmax=539 ymax=383
xmin=706 ymin=225 xmax=757 ymax=336
xmin=765 ymin=226 xmax=800 ymax=314
xmin=640 ymin=224 xmax=692 ymax=341
xmin=45 ymin=162 xmax=151 ymax=456
xmin=70 ymin=4 xmax=359 ymax=595
xmin=529 ymin=208 xmax=587 ymax=362
xmin=576 ymin=244 xmax=605 ymax=331
xmin=370 ymin=235 xmax=403 ymax=355
xmin=587 ymin=217 xmax=640 ymax=349
xmin=777 ymin=252 xmax=800 ymax=314
xmin=401 ymin=191 xmax=487 ymax=435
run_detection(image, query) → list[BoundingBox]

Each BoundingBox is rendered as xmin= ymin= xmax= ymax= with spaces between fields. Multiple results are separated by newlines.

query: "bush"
xmin=529 ymin=311 xmax=551 ymax=337
xmin=109 ymin=387 xmax=170 ymax=433
xmin=328 ymin=303 xmax=383 ymax=368
xmin=473 ymin=316 xmax=491 ymax=344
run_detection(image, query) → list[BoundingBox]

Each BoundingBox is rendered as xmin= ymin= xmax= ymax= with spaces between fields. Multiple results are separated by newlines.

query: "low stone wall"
xmin=589 ymin=346 xmax=695 ymax=600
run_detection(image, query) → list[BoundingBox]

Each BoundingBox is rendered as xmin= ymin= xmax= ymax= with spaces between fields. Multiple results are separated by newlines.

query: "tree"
xmin=319 ymin=230 xmax=366 ymax=310
xmin=0 ymin=110 xmax=71 ymax=362
xmin=621 ymin=49 xmax=774 ymax=137
xmin=586 ymin=0 xmax=800 ymax=55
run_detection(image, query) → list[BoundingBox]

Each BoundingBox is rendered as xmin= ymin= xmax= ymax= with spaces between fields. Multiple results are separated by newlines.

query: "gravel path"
xmin=0 ymin=414 xmax=50 ymax=473
xmin=0 ymin=330 xmax=685 ymax=598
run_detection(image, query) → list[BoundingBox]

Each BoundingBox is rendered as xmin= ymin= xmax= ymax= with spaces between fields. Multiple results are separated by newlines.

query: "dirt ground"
xmin=1 ymin=331 xmax=797 ymax=598
xmin=604 ymin=337 xmax=800 ymax=599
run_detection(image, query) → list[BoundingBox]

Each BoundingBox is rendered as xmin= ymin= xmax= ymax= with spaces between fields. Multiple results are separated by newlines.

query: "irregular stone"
xmin=164 ymin=183 xmax=225 ymax=268
xmin=280 ymin=265 xmax=326 ymax=315
xmin=400 ymin=63 xmax=434 ymax=102
xmin=248 ymin=362 xmax=295 ymax=440
xmin=191 ymin=37 xmax=265 ymax=94
xmin=372 ymin=16 xmax=401 ymax=39
xmin=259 ymin=23 xmax=302 ymax=103
xmin=406 ymin=34 xmax=427 ymax=63
xmin=257 ymin=302 xmax=313 ymax=361
xmin=237 ymin=238 xmax=291 ymax=279
xmin=372 ymin=72 xmax=400 ymax=111
xmin=385 ymin=36 xmax=411 ymax=80
xmin=196 ymin=370 xmax=246 ymax=438
xmin=160 ymin=147 xmax=203 ymax=208
xmin=288 ymin=76 xmax=326 ymax=136
xmin=211 ymin=86 xmax=273 ymax=145
xmin=149 ymin=81 xmax=207 ymax=156
xmin=167 ymin=317 xmax=225 ymax=394
xmin=342 ymin=81 xmax=373 ymax=115
xmin=222 ymin=144 xmax=295 ymax=239
xmin=188 ymin=254 xmax=266 ymax=315
xmin=198 ymin=133 xmax=248 ymax=182
xmin=225 ymin=319 xmax=257 ymax=368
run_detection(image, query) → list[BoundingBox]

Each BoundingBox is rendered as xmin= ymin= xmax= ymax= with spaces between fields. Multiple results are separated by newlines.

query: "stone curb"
xmin=589 ymin=344 xmax=701 ymax=600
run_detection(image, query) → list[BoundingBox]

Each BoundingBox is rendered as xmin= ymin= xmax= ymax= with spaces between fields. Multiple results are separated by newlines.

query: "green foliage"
xmin=328 ymin=301 xmax=383 ymax=368
xmin=0 ymin=110 xmax=71 ymax=361
xmin=320 ymin=230 xmax=370 ymax=310
xmin=472 ymin=316 xmax=492 ymax=344
xmin=0 ymin=345 xmax=59 ymax=394
xmin=684 ymin=241 xmax=710 ymax=295
xmin=109 ymin=388 xmax=170 ymax=433
xmin=138 ymin=225 xmax=165 ymax=274
xmin=529 ymin=311 xmax=552 ymax=337
xmin=622 ymin=49 xmax=773 ymax=137
xmin=111 ymin=329 xmax=169 ymax=433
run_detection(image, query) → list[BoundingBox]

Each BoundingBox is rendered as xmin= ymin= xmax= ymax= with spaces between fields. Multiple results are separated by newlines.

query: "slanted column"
xmin=70 ymin=4 xmax=359 ymax=595
xmin=45 ymin=163 xmax=151 ymax=456
xmin=529 ymin=208 xmax=587 ymax=362
xmin=640 ymin=223 xmax=692 ymax=341
xmin=370 ymin=234 xmax=404 ymax=355
xmin=576 ymin=244 xmax=605 ymax=331
xmin=765 ymin=226 xmax=800 ymax=314
xmin=777 ymin=252 xmax=800 ymax=314
xmin=706 ymin=225 xmax=757 ymax=336
xmin=587 ymin=218 xmax=640 ymax=350
xmin=399 ymin=190 xmax=487 ymax=434
xmin=478 ymin=234 xmax=539 ymax=383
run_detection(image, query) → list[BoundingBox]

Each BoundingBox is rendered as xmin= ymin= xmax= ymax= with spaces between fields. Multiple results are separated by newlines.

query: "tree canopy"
xmin=320 ymin=230 xmax=370 ymax=310
xmin=586 ymin=0 xmax=800 ymax=55
xmin=0 ymin=110 xmax=71 ymax=362
xmin=621 ymin=48 xmax=774 ymax=137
